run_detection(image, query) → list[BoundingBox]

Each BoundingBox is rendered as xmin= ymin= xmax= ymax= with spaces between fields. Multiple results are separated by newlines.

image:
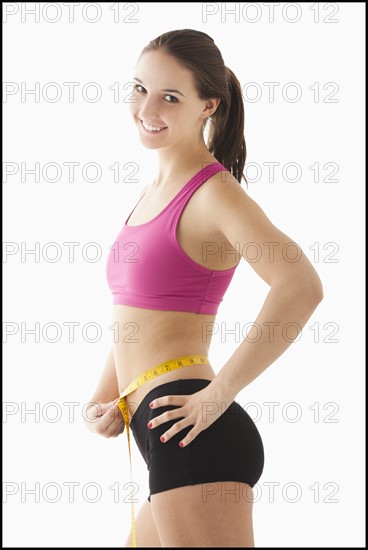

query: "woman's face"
xmin=129 ymin=50 xmax=219 ymax=150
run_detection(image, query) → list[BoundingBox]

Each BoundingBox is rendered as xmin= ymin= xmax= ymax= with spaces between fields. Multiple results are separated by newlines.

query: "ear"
xmin=201 ymin=98 xmax=221 ymax=119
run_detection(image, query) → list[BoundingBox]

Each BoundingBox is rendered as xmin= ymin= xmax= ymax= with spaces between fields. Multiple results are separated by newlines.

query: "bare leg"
xmin=151 ymin=481 xmax=255 ymax=547
xmin=124 ymin=499 xmax=161 ymax=547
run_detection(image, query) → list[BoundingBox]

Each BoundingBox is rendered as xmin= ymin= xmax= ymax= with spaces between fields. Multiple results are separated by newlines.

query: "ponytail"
xmin=207 ymin=67 xmax=246 ymax=185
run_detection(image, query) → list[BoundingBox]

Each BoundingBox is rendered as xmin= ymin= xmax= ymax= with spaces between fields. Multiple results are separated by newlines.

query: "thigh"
xmin=151 ymin=482 xmax=255 ymax=547
xmin=124 ymin=499 xmax=161 ymax=547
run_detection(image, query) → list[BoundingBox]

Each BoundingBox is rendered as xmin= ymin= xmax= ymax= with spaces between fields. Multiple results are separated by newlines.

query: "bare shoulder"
xmin=200 ymin=170 xmax=323 ymax=294
xmin=203 ymin=169 xmax=256 ymax=205
xmin=200 ymin=170 xmax=269 ymax=235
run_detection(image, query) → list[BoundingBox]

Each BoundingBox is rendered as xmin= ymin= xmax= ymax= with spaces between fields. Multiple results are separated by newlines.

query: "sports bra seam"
xmin=112 ymin=292 xmax=218 ymax=311
xmin=199 ymin=275 xmax=215 ymax=313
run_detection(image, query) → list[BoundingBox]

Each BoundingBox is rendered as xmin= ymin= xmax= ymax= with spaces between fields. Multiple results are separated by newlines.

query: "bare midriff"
xmin=113 ymin=305 xmax=217 ymax=423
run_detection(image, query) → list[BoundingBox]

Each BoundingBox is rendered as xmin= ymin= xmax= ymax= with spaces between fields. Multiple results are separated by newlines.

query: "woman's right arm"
xmin=84 ymin=347 xmax=125 ymax=437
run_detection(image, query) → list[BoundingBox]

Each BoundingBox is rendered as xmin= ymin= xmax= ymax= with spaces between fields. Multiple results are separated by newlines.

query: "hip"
xmin=129 ymin=378 xmax=265 ymax=493
xmin=122 ymin=359 xmax=216 ymax=424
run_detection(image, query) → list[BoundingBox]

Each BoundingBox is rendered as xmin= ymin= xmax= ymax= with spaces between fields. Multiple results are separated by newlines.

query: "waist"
xmin=114 ymin=306 xmax=214 ymax=372
xmin=113 ymin=306 xmax=217 ymax=421
xmin=113 ymin=304 xmax=216 ymax=329
xmin=121 ymin=355 xmax=216 ymax=424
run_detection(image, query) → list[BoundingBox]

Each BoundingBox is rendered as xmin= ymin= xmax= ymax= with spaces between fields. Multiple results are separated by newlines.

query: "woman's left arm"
xmin=148 ymin=174 xmax=324 ymax=447
xmin=208 ymin=173 xmax=324 ymax=400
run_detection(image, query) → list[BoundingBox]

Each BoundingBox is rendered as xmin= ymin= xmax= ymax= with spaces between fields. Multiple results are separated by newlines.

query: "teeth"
xmin=141 ymin=120 xmax=166 ymax=132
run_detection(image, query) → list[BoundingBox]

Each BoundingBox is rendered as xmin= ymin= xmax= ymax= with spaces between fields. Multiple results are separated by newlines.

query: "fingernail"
xmin=147 ymin=422 xmax=152 ymax=428
xmin=160 ymin=436 xmax=165 ymax=442
xmin=149 ymin=402 xmax=154 ymax=408
xmin=179 ymin=442 xmax=184 ymax=447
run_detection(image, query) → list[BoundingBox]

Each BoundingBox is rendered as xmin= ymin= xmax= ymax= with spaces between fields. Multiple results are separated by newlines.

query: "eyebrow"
xmin=133 ymin=77 xmax=185 ymax=97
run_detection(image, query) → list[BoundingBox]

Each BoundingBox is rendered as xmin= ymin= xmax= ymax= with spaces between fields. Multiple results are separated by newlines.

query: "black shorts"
xmin=129 ymin=378 xmax=265 ymax=502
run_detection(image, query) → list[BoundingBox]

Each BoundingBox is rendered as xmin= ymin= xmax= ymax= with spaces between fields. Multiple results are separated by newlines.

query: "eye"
xmin=133 ymin=84 xmax=178 ymax=103
xmin=133 ymin=84 xmax=145 ymax=93
xmin=164 ymin=95 xmax=178 ymax=103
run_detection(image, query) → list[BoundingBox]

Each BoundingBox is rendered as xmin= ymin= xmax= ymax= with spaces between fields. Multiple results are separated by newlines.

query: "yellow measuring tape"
xmin=117 ymin=353 xmax=209 ymax=547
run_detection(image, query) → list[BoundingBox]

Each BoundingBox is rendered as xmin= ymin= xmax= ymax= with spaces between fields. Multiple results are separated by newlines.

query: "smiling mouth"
xmin=140 ymin=119 xmax=168 ymax=133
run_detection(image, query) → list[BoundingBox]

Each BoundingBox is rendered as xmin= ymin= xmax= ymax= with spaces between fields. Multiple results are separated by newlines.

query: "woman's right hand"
xmin=84 ymin=398 xmax=125 ymax=438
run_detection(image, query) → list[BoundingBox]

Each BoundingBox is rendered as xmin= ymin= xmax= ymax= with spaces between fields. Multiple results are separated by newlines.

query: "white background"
xmin=3 ymin=2 xmax=365 ymax=547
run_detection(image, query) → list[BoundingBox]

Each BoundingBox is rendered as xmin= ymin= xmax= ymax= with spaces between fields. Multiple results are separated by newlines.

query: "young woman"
xmin=85 ymin=29 xmax=324 ymax=547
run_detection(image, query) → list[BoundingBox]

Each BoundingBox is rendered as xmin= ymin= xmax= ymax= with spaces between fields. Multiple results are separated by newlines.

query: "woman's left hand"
xmin=147 ymin=381 xmax=236 ymax=447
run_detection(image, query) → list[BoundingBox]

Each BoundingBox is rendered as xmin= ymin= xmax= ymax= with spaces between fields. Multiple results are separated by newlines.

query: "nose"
xmin=138 ymin=95 xmax=161 ymax=122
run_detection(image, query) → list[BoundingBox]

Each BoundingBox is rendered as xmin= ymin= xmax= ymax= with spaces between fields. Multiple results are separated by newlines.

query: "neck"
xmin=153 ymin=135 xmax=218 ymax=189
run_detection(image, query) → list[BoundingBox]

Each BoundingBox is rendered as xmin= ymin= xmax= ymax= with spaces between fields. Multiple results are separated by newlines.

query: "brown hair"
xmin=139 ymin=29 xmax=247 ymax=186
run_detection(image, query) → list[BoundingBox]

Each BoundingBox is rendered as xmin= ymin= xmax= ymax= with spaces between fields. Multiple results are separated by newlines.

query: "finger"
xmin=158 ymin=418 xmax=190 ymax=443
xmin=148 ymin=407 xmax=185 ymax=429
xmin=87 ymin=401 xmax=116 ymax=417
xmin=102 ymin=411 xmax=125 ymax=438
xmin=111 ymin=416 xmax=126 ymax=437
xmin=177 ymin=427 xmax=199 ymax=448
xmin=97 ymin=402 xmax=122 ymax=432
xmin=101 ymin=398 xmax=119 ymax=409
xmin=149 ymin=394 xmax=188 ymax=409
xmin=84 ymin=402 xmax=118 ymax=427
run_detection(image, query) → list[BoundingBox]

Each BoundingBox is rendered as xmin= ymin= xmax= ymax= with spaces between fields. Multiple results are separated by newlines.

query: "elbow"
xmin=310 ymin=271 xmax=324 ymax=303
xmin=285 ymin=272 xmax=324 ymax=306
xmin=274 ymin=269 xmax=324 ymax=306
xmin=309 ymin=287 xmax=324 ymax=307
xmin=300 ymin=278 xmax=324 ymax=306
xmin=314 ymin=285 xmax=324 ymax=303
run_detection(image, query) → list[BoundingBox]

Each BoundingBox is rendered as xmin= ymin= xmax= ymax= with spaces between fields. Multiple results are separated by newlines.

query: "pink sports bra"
xmin=105 ymin=162 xmax=238 ymax=314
